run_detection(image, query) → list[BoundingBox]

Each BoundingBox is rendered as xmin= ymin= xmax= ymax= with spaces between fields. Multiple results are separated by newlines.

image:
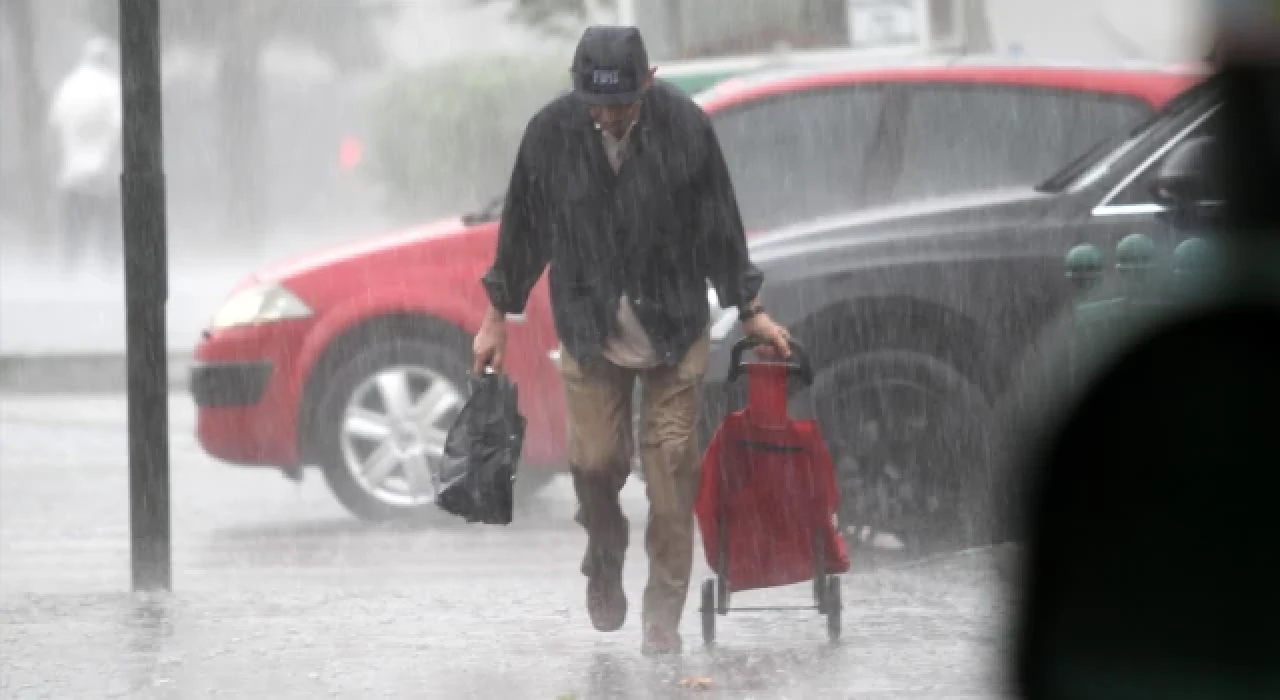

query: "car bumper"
xmin=192 ymin=320 xmax=313 ymax=468
xmin=190 ymin=360 xmax=272 ymax=407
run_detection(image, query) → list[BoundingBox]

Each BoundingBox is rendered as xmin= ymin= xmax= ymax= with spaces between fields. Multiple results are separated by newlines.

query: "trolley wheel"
xmin=825 ymin=575 xmax=842 ymax=642
xmin=716 ymin=514 xmax=730 ymax=615
xmin=812 ymin=528 xmax=827 ymax=612
xmin=701 ymin=578 xmax=717 ymax=646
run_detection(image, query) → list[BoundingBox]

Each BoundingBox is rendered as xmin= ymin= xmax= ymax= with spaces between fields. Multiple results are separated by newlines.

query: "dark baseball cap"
xmin=571 ymin=26 xmax=650 ymax=106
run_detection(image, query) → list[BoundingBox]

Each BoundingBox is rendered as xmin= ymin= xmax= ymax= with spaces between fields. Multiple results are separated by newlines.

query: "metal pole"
xmin=119 ymin=0 xmax=171 ymax=592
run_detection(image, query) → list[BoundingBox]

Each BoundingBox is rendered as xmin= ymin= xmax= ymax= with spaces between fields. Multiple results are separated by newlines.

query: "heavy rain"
xmin=0 ymin=0 xmax=1221 ymax=697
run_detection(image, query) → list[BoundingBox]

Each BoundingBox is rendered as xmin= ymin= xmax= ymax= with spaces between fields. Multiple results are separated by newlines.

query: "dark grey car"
xmin=702 ymin=77 xmax=1222 ymax=554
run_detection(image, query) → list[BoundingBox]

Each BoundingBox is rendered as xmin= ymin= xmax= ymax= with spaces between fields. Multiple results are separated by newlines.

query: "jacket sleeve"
xmin=694 ymin=117 xmax=763 ymax=311
xmin=481 ymin=123 xmax=551 ymax=315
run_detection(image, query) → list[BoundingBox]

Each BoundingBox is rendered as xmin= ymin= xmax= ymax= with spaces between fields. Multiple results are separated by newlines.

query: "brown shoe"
xmin=641 ymin=626 xmax=683 ymax=656
xmin=587 ymin=574 xmax=627 ymax=632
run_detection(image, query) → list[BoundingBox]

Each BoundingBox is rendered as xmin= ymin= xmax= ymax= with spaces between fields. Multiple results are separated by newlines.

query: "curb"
xmin=0 ymin=353 xmax=193 ymax=394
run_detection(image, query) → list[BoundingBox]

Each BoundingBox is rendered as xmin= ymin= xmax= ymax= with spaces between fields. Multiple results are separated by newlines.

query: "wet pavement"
xmin=0 ymin=393 xmax=1013 ymax=698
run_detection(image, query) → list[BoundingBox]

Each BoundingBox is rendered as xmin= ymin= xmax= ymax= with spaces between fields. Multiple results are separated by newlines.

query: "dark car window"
xmin=711 ymin=87 xmax=887 ymax=231
xmin=1065 ymin=94 xmax=1156 ymax=165
xmin=1041 ymin=77 xmax=1217 ymax=194
xmin=887 ymin=85 xmax=1154 ymax=205
xmin=1107 ymin=108 xmax=1222 ymax=207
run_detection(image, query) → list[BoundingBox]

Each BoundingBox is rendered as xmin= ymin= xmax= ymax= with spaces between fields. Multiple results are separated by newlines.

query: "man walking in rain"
xmin=473 ymin=26 xmax=790 ymax=654
xmin=48 ymin=37 xmax=123 ymax=271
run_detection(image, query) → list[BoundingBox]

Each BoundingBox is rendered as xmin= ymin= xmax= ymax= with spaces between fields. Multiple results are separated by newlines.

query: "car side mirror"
xmin=1150 ymin=135 xmax=1222 ymax=213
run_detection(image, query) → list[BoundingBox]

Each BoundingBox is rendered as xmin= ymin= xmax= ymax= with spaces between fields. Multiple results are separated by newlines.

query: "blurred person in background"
xmin=473 ymin=26 xmax=790 ymax=655
xmin=48 ymin=37 xmax=122 ymax=272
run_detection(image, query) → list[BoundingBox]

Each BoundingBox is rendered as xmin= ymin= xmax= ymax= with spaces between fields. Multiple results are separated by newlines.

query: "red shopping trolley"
xmin=694 ymin=337 xmax=850 ymax=645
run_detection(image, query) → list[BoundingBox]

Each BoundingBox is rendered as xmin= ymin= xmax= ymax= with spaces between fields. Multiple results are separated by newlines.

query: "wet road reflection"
xmin=1 ymin=394 xmax=1009 ymax=698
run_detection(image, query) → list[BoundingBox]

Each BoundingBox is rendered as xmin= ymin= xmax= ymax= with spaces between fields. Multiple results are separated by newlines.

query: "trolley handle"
xmin=727 ymin=335 xmax=813 ymax=387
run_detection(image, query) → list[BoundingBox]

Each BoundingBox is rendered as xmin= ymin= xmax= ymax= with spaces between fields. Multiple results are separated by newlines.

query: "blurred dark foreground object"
xmin=437 ymin=372 xmax=527 ymax=525
xmin=1013 ymin=10 xmax=1280 ymax=700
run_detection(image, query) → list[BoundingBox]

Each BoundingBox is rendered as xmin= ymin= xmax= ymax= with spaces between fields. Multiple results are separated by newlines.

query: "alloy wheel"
xmin=822 ymin=378 xmax=984 ymax=555
xmin=339 ymin=365 xmax=464 ymax=508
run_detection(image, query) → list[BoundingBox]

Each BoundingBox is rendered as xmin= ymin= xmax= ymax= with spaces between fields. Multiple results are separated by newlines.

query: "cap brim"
xmin=574 ymin=88 xmax=641 ymax=106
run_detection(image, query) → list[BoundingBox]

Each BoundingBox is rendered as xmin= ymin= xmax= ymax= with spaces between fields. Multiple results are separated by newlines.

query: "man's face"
xmin=586 ymin=68 xmax=658 ymax=139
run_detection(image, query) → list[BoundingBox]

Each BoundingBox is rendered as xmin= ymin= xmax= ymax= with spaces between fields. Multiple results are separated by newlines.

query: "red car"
xmin=191 ymin=60 xmax=1199 ymax=521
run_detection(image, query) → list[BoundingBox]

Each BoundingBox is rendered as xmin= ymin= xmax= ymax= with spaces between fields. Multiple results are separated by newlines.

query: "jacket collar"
xmin=561 ymin=90 xmax=659 ymax=155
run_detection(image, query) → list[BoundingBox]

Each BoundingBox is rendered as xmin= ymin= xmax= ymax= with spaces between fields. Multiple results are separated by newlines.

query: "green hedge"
xmin=367 ymin=53 xmax=570 ymax=220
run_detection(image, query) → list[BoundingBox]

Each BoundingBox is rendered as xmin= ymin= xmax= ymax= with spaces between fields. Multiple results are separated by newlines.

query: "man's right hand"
xmin=472 ymin=309 xmax=508 ymax=374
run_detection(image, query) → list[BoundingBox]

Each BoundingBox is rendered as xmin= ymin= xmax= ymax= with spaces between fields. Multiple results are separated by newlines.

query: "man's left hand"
xmin=742 ymin=313 xmax=791 ymax=358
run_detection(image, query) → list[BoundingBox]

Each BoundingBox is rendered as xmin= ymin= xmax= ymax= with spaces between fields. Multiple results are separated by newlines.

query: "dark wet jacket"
xmin=481 ymin=81 xmax=763 ymax=367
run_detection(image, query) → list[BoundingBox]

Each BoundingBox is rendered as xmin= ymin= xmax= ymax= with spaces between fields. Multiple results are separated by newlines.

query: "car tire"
xmin=312 ymin=337 xmax=473 ymax=522
xmin=798 ymin=351 xmax=997 ymax=554
xmin=310 ymin=333 xmax=560 ymax=523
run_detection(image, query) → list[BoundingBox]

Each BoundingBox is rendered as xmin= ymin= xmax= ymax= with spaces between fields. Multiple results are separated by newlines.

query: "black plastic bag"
xmin=436 ymin=372 xmax=526 ymax=524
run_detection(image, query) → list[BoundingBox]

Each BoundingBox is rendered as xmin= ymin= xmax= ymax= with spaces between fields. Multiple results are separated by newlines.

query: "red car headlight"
xmin=209 ymin=282 xmax=313 ymax=331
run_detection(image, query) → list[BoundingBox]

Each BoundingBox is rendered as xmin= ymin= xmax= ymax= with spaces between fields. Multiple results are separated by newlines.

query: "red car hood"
xmin=252 ymin=217 xmax=475 ymax=285
xmin=233 ymin=215 xmax=762 ymax=299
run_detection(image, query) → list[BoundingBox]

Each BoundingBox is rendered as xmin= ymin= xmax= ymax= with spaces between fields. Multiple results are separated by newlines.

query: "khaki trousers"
xmin=561 ymin=333 xmax=709 ymax=634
